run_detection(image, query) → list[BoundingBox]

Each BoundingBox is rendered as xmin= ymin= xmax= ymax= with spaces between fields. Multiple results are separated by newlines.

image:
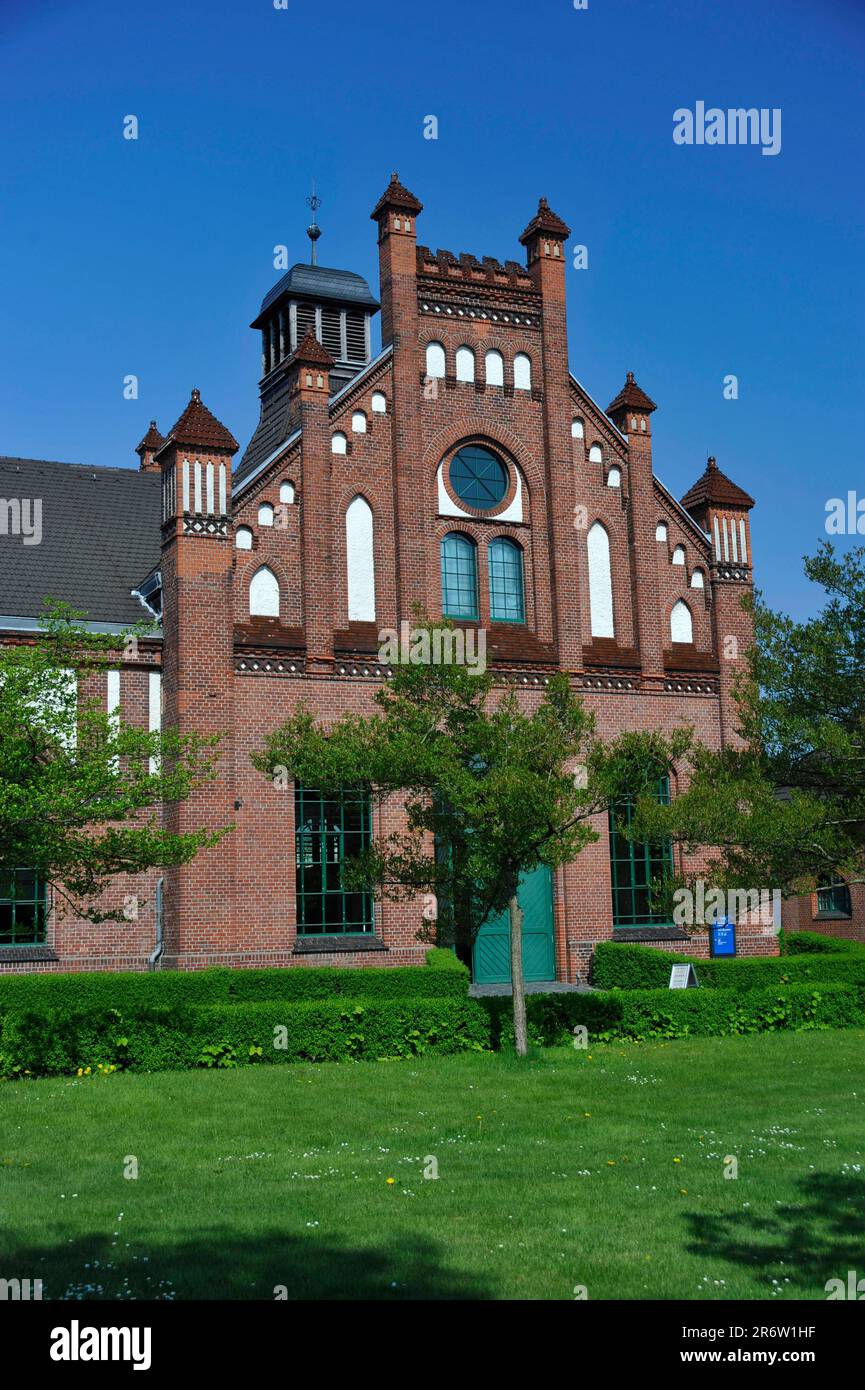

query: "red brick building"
xmin=1 ymin=174 xmax=781 ymax=979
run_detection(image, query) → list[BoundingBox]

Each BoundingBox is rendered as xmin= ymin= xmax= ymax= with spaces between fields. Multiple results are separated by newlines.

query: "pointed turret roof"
xmin=519 ymin=196 xmax=571 ymax=245
xmin=681 ymin=456 xmax=755 ymax=512
xmin=370 ymin=171 xmax=423 ymax=220
xmin=606 ymin=371 xmax=657 ymax=417
xmin=156 ymin=389 xmax=239 ymax=456
xmin=287 ymin=330 xmax=335 ymax=369
xmin=135 ymin=420 xmax=165 ymax=456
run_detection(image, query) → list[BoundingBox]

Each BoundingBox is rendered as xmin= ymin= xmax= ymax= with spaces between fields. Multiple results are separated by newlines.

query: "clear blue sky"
xmin=1 ymin=0 xmax=862 ymax=619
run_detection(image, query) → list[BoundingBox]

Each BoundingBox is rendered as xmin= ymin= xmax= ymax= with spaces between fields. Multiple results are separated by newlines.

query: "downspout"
xmin=148 ymin=877 xmax=164 ymax=971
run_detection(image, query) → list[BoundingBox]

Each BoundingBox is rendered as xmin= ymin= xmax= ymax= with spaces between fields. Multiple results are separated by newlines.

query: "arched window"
xmin=670 ymin=600 xmax=693 ymax=643
xmin=607 ymin=467 xmax=622 ymax=488
xmin=371 ymin=391 xmax=387 ymax=414
xmin=440 ymin=533 xmax=478 ymax=620
xmin=352 ymin=410 xmax=367 ymax=434
xmin=588 ymin=444 xmax=603 ymax=464
xmin=456 ymin=346 xmax=475 ymax=383
xmin=426 ymin=342 xmax=446 ymax=378
xmin=672 ymin=545 xmax=686 ymax=566
xmin=258 ymin=503 xmax=274 ymax=527
xmin=279 ymin=481 xmax=295 ymax=504
xmin=655 ymin=522 xmax=668 ymax=543
xmin=488 ymin=537 xmax=525 ymax=623
xmin=513 ymin=353 xmax=532 ymax=390
xmin=587 ymin=522 xmax=614 ymax=639
xmin=571 ymin=417 xmax=585 ymax=439
xmin=250 ymin=565 xmax=280 ymax=618
xmin=690 ymin=568 xmax=705 ymax=589
xmin=332 ymin=432 xmax=347 ymax=455
xmin=346 ymin=496 xmax=375 ymax=622
xmin=485 ymin=350 xmax=504 ymax=387
xmin=235 ymin=526 xmax=253 ymax=550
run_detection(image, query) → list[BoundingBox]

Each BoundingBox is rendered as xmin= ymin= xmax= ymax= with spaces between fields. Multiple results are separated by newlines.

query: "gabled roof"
xmin=606 ymin=371 xmax=657 ymax=417
xmin=155 ymin=389 xmax=239 ymax=457
xmin=680 ymin=456 xmax=755 ymax=512
xmin=0 ymin=457 xmax=161 ymax=628
xmin=370 ymin=172 xmax=424 ymax=220
xmin=253 ymin=263 xmax=380 ymax=326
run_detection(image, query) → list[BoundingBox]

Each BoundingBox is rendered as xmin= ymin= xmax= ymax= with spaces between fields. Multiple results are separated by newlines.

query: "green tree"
xmin=634 ymin=544 xmax=865 ymax=908
xmin=253 ymin=619 xmax=685 ymax=1054
xmin=0 ymin=604 xmax=226 ymax=922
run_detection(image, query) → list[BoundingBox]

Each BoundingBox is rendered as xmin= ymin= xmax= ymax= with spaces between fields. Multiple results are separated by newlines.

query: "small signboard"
xmin=669 ymin=963 xmax=699 ymax=989
xmin=710 ymin=918 xmax=737 ymax=958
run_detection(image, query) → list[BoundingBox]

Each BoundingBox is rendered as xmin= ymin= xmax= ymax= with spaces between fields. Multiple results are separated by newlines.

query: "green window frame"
xmin=609 ymin=775 xmax=674 ymax=929
xmin=441 ymin=533 xmax=479 ymax=620
xmin=294 ymin=786 xmax=374 ymax=935
xmin=816 ymin=875 xmax=852 ymax=918
xmin=0 ymin=869 xmax=47 ymax=946
xmin=488 ymin=537 xmax=525 ymax=623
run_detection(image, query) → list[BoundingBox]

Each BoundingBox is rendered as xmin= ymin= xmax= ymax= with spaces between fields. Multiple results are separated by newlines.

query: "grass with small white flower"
xmin=1 ymin=1030 xmax=863 ymax=1300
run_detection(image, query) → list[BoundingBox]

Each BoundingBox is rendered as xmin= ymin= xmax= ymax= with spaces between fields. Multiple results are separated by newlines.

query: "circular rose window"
xmin=449 ymin=445 xmax=508 ymax=511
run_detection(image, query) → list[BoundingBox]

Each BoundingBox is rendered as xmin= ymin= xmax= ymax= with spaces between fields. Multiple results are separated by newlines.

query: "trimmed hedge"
xmin=0 ymin=996 xmax=491 ymax=1078
xmin=0 ymin=958 xmax=469 ymax=1020
xmin=591 ymin=941 xmax=865 ymax=993
xmin=482 ymin=981 xmax=865 ymax=1048
xmin=782 ymin=931 xmax=865 ymax=956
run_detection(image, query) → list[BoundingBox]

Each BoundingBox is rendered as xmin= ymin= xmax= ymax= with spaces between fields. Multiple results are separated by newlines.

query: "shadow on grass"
xmin=685 ymin=1172 xmax=865 ymax=1296
xmin=4 ymin=1228 xmax=494 ymax=1301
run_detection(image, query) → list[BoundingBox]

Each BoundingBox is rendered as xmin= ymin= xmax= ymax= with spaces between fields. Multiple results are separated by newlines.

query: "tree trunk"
xmin=508 ymin=891 xmax=528 ymax=1057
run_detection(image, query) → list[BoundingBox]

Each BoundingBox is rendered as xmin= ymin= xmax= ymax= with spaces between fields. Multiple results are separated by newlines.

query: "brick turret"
xmin=519 ymin=198 xmax=582 ymax=668
xmin=156 ymin=389 xmax=239 ymax=966
xmin=135 ymin=420 xmax=165 ymax=473
xmin=607 ymin=372 xmax=664 ymax=682
xmin=682 ymin=456 xmax=756 ymax=744
xmin=285 ymin=332 xmax=336 ymax=668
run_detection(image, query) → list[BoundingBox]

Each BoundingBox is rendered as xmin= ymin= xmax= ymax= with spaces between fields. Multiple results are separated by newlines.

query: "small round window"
xmin=449 ymin=445 xmax=508 ymax=511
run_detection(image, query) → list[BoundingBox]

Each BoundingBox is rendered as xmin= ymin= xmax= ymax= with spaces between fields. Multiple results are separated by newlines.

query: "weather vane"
xmin=306 ymin=182 xmax=322 ymax=266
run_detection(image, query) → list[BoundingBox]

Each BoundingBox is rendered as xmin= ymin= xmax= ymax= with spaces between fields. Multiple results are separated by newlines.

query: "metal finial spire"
xmin=306 ymin=181 xmax=322 ymax=266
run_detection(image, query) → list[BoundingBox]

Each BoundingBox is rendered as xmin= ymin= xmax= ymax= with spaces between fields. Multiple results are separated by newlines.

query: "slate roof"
xmin=0 ymin=456 xmax=161 ymax=627
xmin=252 ymin=263 xmax=379 ymax=326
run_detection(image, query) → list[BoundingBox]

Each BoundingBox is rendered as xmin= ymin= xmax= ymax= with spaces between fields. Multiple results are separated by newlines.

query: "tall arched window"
xmin=485 ymin=350 xmax=504 ymax=387
xmin=346 ymin=496 xmax=375 ymax=622
xmin=426 ymin=342 xmax=446 ymax=378
xmin=352 ymin=410 xmax=367 ymax=434
xmin=440 ymin=533 xmax=478 ymax=620
xmin=488 ymin=537 xmax=525 ymax=623
xmin=235 ymin=526 xmax=253 ymax=550
xmin=258 ymin=502 xmax=274 ymax=527
xmin=672 ymin=545 xmax=686 ymax=566
xmin=279 ymin=481 xmax=295 ymax=504
xmin=371 ymin=391 xmax=387 ymax=413
xmin=690 ymin=569 xmax=705 ymax=589
xmin=670 ymin=600 xmax=693 ymax=643
xmin=587 ymin=522 xmax=614 ymax=638
xmin=513 ymin=353 xmax=532 ymax=390
xmin=250 ymin=565 xmax=280 ymax=618
xmin=588 ymin=444 xmax=603 ymax=464
xmin=571 ymin=418 xmax=585 ymax=439
xmin=456 ymin=346 xmax=475 ymax=383
xmin=332 ymin=432 xmax=347 ymax=455
xmin=606 ymin=467 xmax=622 ymax=488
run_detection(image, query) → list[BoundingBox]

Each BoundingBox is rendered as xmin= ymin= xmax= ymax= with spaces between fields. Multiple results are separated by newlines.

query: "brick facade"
xmin=3 ymin=175 xmax=782 ymax=979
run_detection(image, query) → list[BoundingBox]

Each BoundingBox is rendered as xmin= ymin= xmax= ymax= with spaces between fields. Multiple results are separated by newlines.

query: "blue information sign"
xmin=710 ymin=918 xmax=737 ymax=958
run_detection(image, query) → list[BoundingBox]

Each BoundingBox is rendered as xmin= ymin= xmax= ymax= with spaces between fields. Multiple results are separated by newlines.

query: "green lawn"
xmin=2 ymin=1030 xmax=864 ymax=1300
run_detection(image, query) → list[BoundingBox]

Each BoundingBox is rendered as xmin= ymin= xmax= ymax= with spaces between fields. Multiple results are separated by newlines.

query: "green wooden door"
xmin=472 ymin=863 xmax=555 ymax=985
